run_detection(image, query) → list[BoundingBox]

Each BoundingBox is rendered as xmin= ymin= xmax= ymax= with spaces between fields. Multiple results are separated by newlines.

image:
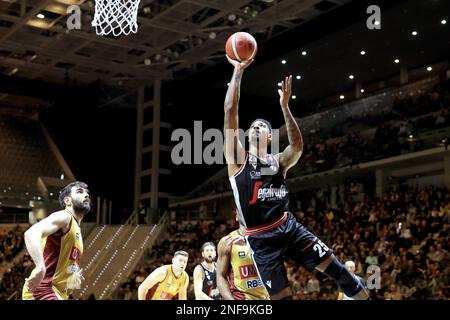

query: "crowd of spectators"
xmin=120 ymin=184 xmax=448 ymax=300
xmin=0 ymin=225 xmax=24 ymax=264
xmin=0 ymin=253 xmax=33 ymax=300
xmin=0 ymin=224 xmax=28 ymax=300
xmin=287 ymin=184 xmax=449 ymax=300
xmin=294 ymin=97 xmax=450 ymax=175
xmin=1 ymin=184 xmax=447 ymax=300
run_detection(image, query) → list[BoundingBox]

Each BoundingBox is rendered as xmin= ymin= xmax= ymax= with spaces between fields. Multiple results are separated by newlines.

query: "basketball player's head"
xmin=172 ymin=251 xmax=189 ymax=274
xmin=345 ymin=260 xmax=356 ymax=274
xmin=59 ymin=181 xmax=90 ymax=215
xmin=249 ymin=118 xmax=272 ymax=147
xmin=201 ymin=242 xmax=216 ymax=263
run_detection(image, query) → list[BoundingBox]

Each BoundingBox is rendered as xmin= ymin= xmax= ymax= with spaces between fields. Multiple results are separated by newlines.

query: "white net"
xmin=92 ymin=0 xmax=141 ymax=36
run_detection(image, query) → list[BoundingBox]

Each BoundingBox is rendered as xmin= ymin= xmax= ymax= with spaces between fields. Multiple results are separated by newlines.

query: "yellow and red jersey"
xmin=22 ymin=212 xmax=83 ymax=300
xmin=145 ymin=265 xmax=188 ymax=300
xmin=228 ymin=231 xmax=270 ymax=300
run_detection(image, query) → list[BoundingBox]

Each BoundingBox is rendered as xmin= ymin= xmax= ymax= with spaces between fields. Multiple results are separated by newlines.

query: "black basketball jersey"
xmin=229 ymin=152 xmax=290 ymax=231
xmin=199 ymin=262 xmax=220 ymax=299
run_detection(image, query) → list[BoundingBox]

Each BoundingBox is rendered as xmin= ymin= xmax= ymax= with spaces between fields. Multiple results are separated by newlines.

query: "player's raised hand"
xmin=226 ymin=55 xmax=254 ymax=71
xmin=278 ymin=75 xmax=292 ymax=108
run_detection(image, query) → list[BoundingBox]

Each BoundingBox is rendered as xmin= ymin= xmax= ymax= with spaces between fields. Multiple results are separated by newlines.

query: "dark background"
xmin=37 ymin=0 xmax=450 ymax=217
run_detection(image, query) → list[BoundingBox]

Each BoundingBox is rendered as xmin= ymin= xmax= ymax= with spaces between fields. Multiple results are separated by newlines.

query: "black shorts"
xmin=246 ymin=212 xmax=333 ymax=296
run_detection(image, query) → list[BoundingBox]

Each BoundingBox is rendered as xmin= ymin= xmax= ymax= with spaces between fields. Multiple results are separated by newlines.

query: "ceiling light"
xmin=292 ymin=95 xmax=297 ymax=99
xmin=281 ymin=59 xmax=286 ymax=64
xmin=144 ymin=58 xmax=151 ymax=66
xmin=441 ymin=19 xmax=447 ymax=25
xmin=360 ymin=89 xmax=365 ymax=93
xmin=394 ymin=59 xmax=400 ymax=64
xmin=411 ymin=31 xmax=418 ymax=36
xmin=427 ymin=66 xmax=432 ymax=71
xmin=209 ymin=32 xmax=216 ymax=39
xmin=7 ymin=67 xmax=18 ymax=76
xmin=228 ymin=14 xmax=236 ymax=21
xmin=360 ymin=50 xmax=366 ymax=55
xmin=37 ymin=13 xmax=45 ymax=19
xmin=296 ymin=75 xmax=301 ymax=80
xmin=349 ymin=74 xmax=354 ymax=80
xmin=339 ymin=95 xmax=345 ymax=100
xmin=301 ymin=51 xmax=307 ymax=56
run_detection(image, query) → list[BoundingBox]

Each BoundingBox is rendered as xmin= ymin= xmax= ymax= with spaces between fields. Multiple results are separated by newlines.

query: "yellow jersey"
xmin=22 ymin=212 xmax=83 ymax=300
xmin=145 ymin=265 xmax=188 ymax=300
xmin=229 ymin=231 xmax=270 ymax=300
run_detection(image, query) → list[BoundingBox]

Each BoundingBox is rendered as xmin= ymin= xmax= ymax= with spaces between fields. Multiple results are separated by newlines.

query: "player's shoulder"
xmin=46 ymin=210 xmax=72 ymax=223
xmin=155 ymin=265 xmax=169 ymax=276
xmin=194 ymin=264 xmax=203 ymax=273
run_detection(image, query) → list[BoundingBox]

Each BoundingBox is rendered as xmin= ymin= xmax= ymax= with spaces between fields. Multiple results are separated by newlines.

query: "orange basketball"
xmin=225 ymin=32 xmax=258 ymax=62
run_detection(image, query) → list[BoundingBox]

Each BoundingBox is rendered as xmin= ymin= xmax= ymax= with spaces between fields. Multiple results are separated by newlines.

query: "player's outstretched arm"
xmin=138 ymin=266 xmax=166 ymax=300
xmin=224 ymin=56 xmax=253 ymax=175
xmin=24 ymin=210 xmax=72 ymax=292
xmin=216 ymin=236 xmax=234 ymax=300
xmin=193 ymin=265 xmax=213 ymax=300
xmin=277 ymin=75 xmax=303 ymax=176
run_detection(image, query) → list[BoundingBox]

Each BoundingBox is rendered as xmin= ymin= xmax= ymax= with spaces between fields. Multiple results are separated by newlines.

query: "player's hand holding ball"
xmin=225 ymin=32 xmax=257 ymax=71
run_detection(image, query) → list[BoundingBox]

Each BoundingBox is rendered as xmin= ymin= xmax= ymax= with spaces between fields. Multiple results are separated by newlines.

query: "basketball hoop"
xmin=91 ymin=0 xmax=141 ymax=36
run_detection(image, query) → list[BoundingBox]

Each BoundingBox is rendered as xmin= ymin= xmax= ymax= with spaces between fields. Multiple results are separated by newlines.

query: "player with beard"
xmin=193 ymin=242 xmax=220 ymax=300
xmin=22 ymin=181 xmax=90 ymax=300
xmin=223 ymin=57 xmax=370 ymax=300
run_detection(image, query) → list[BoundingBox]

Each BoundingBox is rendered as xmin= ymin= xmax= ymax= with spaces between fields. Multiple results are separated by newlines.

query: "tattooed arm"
xmin=277 ymin=75 xmax=304 ymax=177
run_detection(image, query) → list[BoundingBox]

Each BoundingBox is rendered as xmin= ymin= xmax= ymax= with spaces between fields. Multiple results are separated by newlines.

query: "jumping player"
xmin=138 ymin=251 xmax=189 ymax=300
xmin=193 ymin=242 xmax=220 ymax=300
xmin=22 ymin=181 xmax=90 ymax=300
xmin=223 ymin=56 xmax=370 ymax=300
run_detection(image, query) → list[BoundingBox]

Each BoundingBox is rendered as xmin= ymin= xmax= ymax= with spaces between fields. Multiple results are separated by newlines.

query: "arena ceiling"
xmin=0 ymin=0 xmax=448 ymax=110
xmin=209 ymin=0 xmax=450 ymax=106
xmin=0 ymin=0 xmax=350 ymax=87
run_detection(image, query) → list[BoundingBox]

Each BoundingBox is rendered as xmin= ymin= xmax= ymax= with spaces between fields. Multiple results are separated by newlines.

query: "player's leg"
xmin=285 ymin=219 xmax=370 ymax=299
xmin=315 ymin=255 xmax=370 ymax=300
xmin=250 ymin=250 xmax=291 ymax=300
xmin=246 ymin=236 xmax=291 ymax=300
